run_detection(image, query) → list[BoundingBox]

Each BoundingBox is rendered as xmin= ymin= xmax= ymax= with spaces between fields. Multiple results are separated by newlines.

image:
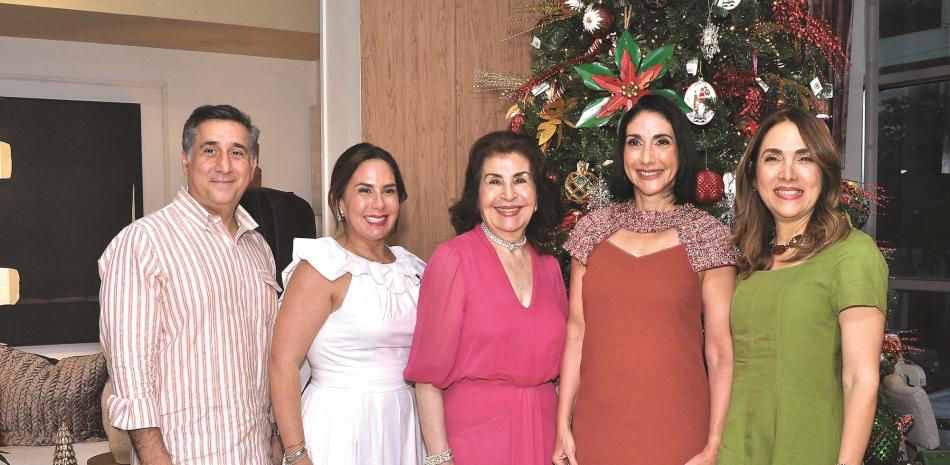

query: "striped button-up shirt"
xmin=99 ymin=187 xmax=280 ymax=465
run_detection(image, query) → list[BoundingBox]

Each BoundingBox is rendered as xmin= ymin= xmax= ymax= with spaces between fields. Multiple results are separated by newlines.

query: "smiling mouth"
xmin=364 ymin=215 xmax=388 ymax=224
xmin=774 ymin=188 xmax=804 ymax=199
xmin=494 ymin=206 xmax=523 ymax=216
xmin=637 ymin=169 xmax=663 ymax=178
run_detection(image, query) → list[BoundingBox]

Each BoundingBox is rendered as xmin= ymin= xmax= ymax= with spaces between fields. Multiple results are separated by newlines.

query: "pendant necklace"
xmin=770 ymin=234 xmax=803 ymax=255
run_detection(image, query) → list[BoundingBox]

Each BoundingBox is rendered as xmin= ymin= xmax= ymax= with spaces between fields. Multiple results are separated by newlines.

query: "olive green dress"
xmin=719 ymin=230 xmax=888 ymax=465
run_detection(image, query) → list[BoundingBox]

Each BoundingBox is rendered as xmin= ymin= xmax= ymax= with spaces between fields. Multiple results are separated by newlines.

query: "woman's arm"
xmin=685 ymin=265 xmax=736 ymax=465
xmin=416 ymin=383 xmax=454 ymax=464
xmin=267 ymin=262 xmax=346 ymax=464
xmin=552 ymin=259 xmax=586 ymax=465
xmin=836 ymin=306 xmax=885 ymax=465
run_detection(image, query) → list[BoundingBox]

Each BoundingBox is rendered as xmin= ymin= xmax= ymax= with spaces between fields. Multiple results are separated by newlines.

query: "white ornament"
xmin=700 ymin=23 xmax=720 ymax=61
xmin=809 ymin=77 xmax=824 ymax=96
xmin=723 ymin=172 xmax=736 ymax=196
xmin=582 ymin=5 xmax=605 ymax=34
xmin=565 ymin=0 xmax=586 ymax=11
xmin=684 ymin=78 xmax=717 ymax=125
xmin=716 ymin=0 xmax=741 ymax=10
xmin=531 ymin=35 xmax=541 ymax=49
xmin=686 ymin=58 xmax=699 ymax=75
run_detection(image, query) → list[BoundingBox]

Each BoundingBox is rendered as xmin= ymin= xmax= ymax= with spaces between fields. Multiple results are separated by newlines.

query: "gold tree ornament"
xmin=0 ymin=268 xmax=19 ymax=306
xmin=0 ymin=141 xmax=11 ymax=179
xmin=53 ymin=422 xmax=79 ymax=465
xmin=564 ymin=161 xmax=596 ymax=203
xmin=537 ymin=97 xmax=577 ymax=152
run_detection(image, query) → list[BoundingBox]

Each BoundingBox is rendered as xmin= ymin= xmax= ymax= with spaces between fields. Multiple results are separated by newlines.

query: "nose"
xmin=215 ymin=153 xmax=232 ymax=173
xmin=370 ymin=190 xmax=384 ymax=208
xmin=641 ymin=143 xmax=656 ymax=164
xmin=502 ymin=181 xmax=516 ymax=200
xmin=779 ymin=158 xmax=795 ymax=181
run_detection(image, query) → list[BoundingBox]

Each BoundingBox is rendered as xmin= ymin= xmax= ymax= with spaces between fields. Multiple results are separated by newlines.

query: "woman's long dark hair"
xmin=609 ymin=94 xmax=697 ymax=204
xmin=449 ymin=131 xmax=562 ymax=253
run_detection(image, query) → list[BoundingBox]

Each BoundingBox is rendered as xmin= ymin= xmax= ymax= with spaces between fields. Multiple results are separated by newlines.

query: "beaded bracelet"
xmin=424 ymin=448 xmax=453 ymax=465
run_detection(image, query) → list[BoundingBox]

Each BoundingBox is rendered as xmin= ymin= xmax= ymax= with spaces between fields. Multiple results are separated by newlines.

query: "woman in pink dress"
xmin=404 ymin=131 xmax=567 ymax=465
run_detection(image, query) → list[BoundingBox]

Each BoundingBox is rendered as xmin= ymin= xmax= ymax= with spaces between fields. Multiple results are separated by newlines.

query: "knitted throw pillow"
xmin=0 ymin=345 xmax=107 ymax=445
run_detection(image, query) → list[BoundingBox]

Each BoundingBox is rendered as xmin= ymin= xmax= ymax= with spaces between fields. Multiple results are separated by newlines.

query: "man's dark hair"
xmin=182 ymin=104 xmax=260 ymax=159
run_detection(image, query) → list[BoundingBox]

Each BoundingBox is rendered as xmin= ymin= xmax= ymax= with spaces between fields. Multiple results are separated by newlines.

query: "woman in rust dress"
xmin=554 ymin=95 xmax=736 ymax=465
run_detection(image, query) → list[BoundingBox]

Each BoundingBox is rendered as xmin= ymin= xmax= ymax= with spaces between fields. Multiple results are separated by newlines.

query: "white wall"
xmin=0 ymin=36 xmax=318 ymax=212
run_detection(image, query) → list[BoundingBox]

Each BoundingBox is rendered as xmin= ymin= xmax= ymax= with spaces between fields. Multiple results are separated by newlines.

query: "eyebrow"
xmin=483 ymin=171 xmax=531 ymax=178
xmin=355 ymin=182 xmax=397 ymax=188
xmin=761 ymin=147 xmax=810 ymax=154
xmin=199 ymin=141 xmax=248 ymax=151
xmin=625 ymin=133 xmax=672 ymax=139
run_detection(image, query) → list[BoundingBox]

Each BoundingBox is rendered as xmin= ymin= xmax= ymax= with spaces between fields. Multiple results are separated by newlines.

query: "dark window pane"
xmin=879 ymin=0 xmax=950 ymax=73
xmin=876 ymin=80 xmax=950 ymax=281
xmin=889 ymin=290 xmax=950 ymax=393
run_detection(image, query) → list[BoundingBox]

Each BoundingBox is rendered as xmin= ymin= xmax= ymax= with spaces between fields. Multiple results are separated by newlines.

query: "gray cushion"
xmin=0 ymin=345 xmax=107 ymax=445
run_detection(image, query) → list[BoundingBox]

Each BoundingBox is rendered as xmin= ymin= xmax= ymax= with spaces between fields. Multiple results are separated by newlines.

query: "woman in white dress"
xmin=268 ymin=143 xmax=426 ymax=465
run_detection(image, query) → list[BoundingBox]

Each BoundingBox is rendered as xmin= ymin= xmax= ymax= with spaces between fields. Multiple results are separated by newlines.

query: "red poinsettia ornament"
xmin=695 ymin=168 xmax=725 ymax=205
xmin=573 ymin=31 xmax=689 ymax=127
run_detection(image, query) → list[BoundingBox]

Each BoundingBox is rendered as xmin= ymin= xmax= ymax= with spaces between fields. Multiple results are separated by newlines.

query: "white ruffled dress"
xmin=281 ymin=237 xmax=426 ymax=465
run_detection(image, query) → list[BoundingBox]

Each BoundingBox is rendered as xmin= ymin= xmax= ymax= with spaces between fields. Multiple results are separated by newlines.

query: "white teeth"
xmin=365 ymin=216 xmax=386 ymax=224
xmin=639 ymin=170 xmax=662 ymax=176
xmin=776 ymin=190 xmax=802 ymax=196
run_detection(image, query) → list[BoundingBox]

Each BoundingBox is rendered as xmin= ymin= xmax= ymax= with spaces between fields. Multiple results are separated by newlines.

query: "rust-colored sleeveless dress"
xmin=563 ymin=203 xmax=735 ymax=465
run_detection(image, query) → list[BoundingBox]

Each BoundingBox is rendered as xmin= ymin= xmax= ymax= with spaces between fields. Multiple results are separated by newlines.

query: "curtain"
xmin=810 ymin=0 xmax=854 ymax=152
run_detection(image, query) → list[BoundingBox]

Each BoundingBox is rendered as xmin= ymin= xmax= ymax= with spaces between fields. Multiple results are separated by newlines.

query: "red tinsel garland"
xmin=512 ymin=37 xmax=609 ymax=100
xmin=771 ymin=0 xmax=849 ymax=79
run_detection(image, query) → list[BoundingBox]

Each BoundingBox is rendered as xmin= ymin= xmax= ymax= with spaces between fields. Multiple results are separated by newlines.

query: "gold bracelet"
xmin=424 ymin=449 xmax=453 ymax=465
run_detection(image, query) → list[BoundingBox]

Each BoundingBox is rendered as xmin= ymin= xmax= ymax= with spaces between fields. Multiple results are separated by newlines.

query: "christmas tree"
xmin=478 ymin=2 xmax=906 ymax=464
xmin=53 ymin=422 xmax=78 ymax=465
xmin=476 ymin=0 xmax=848 ymax=257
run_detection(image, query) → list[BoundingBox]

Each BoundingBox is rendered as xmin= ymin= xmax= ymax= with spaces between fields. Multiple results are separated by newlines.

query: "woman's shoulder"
xmin=282 ymin=237 xmax=350 ymax=283
xmin=562 ymin=203 xmax=629 ymax=264
xmin=390 ymin=245 xmax=426 ymax=275
xmin=680 ymin=204 xmax=731 ymax=239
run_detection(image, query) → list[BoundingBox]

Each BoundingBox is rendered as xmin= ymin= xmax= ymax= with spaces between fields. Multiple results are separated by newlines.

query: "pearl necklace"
xmin=480 ymin=223 xmax=527 ymax=252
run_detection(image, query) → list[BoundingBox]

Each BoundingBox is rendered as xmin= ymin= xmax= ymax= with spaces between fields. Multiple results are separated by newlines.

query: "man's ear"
xmin=180 ymin=150 xmax=189 ymax=175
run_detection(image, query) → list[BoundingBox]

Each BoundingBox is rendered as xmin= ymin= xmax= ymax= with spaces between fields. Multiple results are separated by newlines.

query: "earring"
xmin=336 ymin=211 xmax=344 ymax=222
xmin=534 ymin=205 xmax=539 ymax=212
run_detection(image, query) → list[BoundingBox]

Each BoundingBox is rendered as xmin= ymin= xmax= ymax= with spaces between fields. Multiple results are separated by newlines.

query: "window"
xmin=873 ymin=0 xmax=950 ymax=397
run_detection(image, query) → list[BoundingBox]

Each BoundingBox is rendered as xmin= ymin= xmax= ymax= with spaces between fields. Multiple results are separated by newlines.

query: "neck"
xmin=633 ymin=192 xmax=676 ymax=212
xmin=774 ymin=217 xmax=809 ymax=244
xmin=485 ymin=224 xmax=526 ymax=244
xmin=339 ymin=231 xmax=389 ymax=261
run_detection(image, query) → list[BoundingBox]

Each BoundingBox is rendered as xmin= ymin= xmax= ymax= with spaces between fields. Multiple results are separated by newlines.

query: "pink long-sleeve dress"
xmin=404 ymin=228 xmax=568 ymax=465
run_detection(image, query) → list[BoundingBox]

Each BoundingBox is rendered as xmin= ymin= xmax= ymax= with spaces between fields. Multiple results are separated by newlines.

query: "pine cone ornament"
xmin=695 ymin=168 xmax=725 ymax=205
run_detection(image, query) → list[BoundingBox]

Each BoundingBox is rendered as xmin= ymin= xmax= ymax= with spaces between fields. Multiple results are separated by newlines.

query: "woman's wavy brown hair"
xmin=733 ymin=107 xmax=850 ymax=278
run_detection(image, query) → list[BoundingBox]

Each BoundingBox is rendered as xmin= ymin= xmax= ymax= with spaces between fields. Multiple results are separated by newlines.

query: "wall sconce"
xmin=0 ymin=268 xmax=19 ymax=305
xmin=0 ymin=141 xmax=10 ymax=179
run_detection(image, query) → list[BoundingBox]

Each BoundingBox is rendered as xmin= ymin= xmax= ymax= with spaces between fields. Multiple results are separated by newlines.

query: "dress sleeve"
xmin=404 ymin=244 xmax=467 ymax=388
xmin=562 ymin=207 xmax=612 ymax=265
xmin=833 ymin=233 xmax=889 ymax=314
xmin=98 ymin=225 xmax=165 ymax=430
xmin=681 ymin=212 xmax=737 ymax=272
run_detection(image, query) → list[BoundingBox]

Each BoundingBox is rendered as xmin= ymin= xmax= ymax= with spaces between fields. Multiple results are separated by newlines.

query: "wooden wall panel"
xmin=361 ymin=0 xmax=531 ymax=259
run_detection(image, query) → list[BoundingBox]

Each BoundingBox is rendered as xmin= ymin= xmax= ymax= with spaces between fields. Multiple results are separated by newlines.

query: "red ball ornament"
xmin=742 ymin=120 xmax=759 ymax=139
xmin=582 ymin=3 xmax=614 ymax=37
xmin=695 ymin=168 xmax=725 ymax=205
xmin=509 ymin=114 xmax=525 ymax=134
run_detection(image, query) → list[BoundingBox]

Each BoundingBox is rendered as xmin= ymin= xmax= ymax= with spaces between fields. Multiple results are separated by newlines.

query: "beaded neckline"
xmin=615 ymin=202 xmax=699 ymax=233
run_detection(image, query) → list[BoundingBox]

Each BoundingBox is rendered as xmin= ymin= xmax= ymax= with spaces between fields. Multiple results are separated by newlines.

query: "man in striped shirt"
xmin=99 ymin=105 xmax=281 ymax=465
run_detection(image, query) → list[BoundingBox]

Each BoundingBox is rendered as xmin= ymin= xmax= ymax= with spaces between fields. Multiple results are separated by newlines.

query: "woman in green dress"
xmin=719 ymin=107 xmax=887 ymax=465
